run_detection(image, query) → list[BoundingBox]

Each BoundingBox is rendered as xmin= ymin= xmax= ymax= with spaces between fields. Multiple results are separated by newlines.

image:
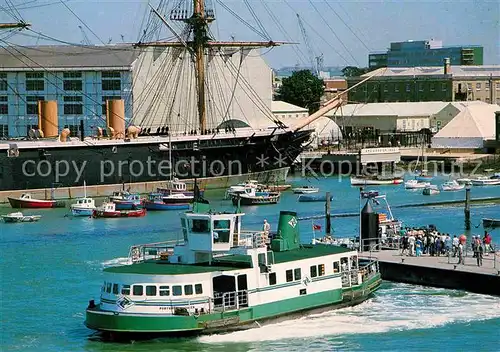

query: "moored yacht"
xmin=85 ymin=207 xmax=381 ymax=338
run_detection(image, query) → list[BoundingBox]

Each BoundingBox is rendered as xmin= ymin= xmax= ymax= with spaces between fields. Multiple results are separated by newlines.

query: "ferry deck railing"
xmin=128 ymin=240 xmax=181 ymax=263
xmin=212 ymin=290 xmax=249 ymax=312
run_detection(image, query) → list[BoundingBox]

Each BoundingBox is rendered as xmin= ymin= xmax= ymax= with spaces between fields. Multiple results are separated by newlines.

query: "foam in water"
xmin=198 ymin=284 xmax=500 ymax=344
xmin=101 ymin=257 xmax=132 ymax=267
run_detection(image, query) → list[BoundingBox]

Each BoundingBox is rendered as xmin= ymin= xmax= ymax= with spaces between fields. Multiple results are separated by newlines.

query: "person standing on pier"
xmin=452 ymin=235 xmax=459 ymax=257
xmin=476 ymin=241 xmax=483 ymax=266
xmin=458 ymin=242 xmax=465 ymax=265
xmin=483 ymin=231 xmax=492 ymax=255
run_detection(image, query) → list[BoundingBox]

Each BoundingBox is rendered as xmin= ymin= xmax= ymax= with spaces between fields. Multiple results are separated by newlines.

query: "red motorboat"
xmin=92 ymin=202 xmax=146 ymax=218
xmin=8 ymin=193 xmax=66 ymax=209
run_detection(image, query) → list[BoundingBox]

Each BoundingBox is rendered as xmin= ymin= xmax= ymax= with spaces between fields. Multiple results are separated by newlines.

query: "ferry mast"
xmin=136 ymin=0 xmax=283 ymax=133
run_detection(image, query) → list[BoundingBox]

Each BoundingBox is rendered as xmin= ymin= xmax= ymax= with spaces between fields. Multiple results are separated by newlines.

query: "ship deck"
xmin=104 ymin=244 xmax=354 ymax=275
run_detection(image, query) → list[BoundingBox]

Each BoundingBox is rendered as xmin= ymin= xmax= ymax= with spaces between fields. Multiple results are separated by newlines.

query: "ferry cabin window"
xmin=310 ymin=265 xmax=318 ymax=278
xmin=146 ymin=286 xmax=157 ymax=296
xmin=286 ymin=269 xmax=293 ymax=283
xmin=112 ymin=284 xmax=119 ymax=295
xmin=121 ymin=285 xmax=130 ymax=295
xmin=173 ymin=285 xmax=182 ymax=296
xmin=181 ymin=218 xmax=188 ymax=242
xmin=184 ymin=285 xmax=193 ymax=296
xmin=269 ymin=273 xmax=277 ymax=285
xmin=294 ymin=268 xmax=301 ymax=281
xmin=159 ymin=286 xmax=170 ymax=296
xmin=333 ymin=262 xmax=340 ymax=273
xmin=340 ymin=258 xmax=349 ymax=272
xmin=106 ymin=283 xmax=112 ymax=293
xmin=213 ymin=220 xmax=230 ymax=243
xmin=133 ymin=285 xmax=143 ymax=296
xmin=318 ymin=264 xmax=325 ymax=276
xmin=351 ymin=256 xmax=358 ymax=268
xmin=191 ymin=219 xmax=209 ymax=233
xmin=195 ymin=284 xmax=203 ymax=294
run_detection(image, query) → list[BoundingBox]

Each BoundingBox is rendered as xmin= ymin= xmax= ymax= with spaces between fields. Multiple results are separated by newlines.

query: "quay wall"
xmin=0 ymin=167 xmax=289 ymax=204
xmin=378 ymin=261 xmax=500 ymax=296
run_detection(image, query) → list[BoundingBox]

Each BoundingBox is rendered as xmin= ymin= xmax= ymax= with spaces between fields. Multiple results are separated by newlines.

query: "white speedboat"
xmin=441 ymin=180 xmax=465 ymax=192
xmin=456 ymin=178 xmax=472 ymax=185
xmin=423 ymin=185 xmax=440 ymax=195
xmin=225 ymin=180 xmax=260 ymax=198
xmin=350 ymin=176 xmax=403 ymax=186
xmin=470 ymin=176 xmax=500 ymax=186
xmin=404 ymin=179 xmax=430 ymax=189
xmin=292 ymin=186 xmax=319 ymax=194
xmin=1 ymin=212 xmax=41 ymax=223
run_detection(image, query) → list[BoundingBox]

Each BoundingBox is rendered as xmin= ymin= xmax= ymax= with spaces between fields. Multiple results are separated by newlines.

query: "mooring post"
xmin=325 ymin=192 xmax=331 ymax=235
xmin=464 ymin=184 xmax=471 ymax=230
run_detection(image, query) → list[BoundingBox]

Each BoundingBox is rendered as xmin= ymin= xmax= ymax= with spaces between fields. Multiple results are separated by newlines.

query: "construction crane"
xmin=297 ymin=14 xmax=323 ymax=77
xmin=78 ymin=25 xmax=91 ymax=45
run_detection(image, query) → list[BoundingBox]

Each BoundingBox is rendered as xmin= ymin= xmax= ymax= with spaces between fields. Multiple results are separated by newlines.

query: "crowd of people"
xmin=398 ymin=227 xmax=495 ymax=267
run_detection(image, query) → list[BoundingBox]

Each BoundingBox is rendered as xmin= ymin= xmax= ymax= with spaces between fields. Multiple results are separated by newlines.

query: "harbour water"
xmin=1 ymin=174 xmax=500 ymax=351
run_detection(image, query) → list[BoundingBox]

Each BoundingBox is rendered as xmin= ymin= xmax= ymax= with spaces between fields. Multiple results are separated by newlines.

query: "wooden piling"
xmin=325 ymin=192 xmax=331 ymax=235
xmin=464 ymin=185 xmax=471 ymax=230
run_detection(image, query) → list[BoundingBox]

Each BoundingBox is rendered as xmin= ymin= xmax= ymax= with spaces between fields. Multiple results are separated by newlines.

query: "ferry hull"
xmin=85 ymin=274 xmax=381 ymax=337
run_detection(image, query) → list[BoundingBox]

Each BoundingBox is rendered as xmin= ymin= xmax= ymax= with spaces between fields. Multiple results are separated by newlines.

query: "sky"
xmin=1 ymin=0 xmax=499 ymax=69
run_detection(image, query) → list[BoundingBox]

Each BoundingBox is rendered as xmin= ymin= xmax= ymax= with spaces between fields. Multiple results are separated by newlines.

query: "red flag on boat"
xmin=313 ymin=224 xmax=321 ymax=230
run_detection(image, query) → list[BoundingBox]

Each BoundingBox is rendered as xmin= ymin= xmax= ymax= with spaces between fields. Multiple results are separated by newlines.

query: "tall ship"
xmin=85 ymin=201 xmax=381 ymax=338
xmin=0 ymin=1 xmax=346 ymax=192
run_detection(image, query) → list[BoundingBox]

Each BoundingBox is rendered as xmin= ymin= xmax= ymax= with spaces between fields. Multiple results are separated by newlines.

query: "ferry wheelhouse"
xmin=85 ymin=206 xmax=381 ymax=337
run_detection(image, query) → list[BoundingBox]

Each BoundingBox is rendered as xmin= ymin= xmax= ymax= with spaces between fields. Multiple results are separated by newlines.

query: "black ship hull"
xmin=0 ymin=130 xmax=311 ymax=191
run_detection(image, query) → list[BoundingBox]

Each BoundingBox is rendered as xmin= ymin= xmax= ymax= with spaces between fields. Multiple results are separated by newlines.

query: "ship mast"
xmin=192 ymin=0 xmax=208 ymax=132
xmin=136 ymin=1 xmax=286 ymax=133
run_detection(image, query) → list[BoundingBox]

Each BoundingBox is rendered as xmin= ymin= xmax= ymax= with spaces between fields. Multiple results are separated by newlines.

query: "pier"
xmin=362 ymin=249 xmax=500 ymax=296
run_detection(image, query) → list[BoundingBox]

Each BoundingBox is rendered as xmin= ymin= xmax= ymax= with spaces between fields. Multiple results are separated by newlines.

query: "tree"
xmin=342 ymin=66 xmax=369 ymax=77
xmin=276 ymin=70 xmax=324 ymax=114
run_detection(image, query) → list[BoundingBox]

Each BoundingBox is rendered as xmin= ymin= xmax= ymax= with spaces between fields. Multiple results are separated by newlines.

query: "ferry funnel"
xmin=106 ymin=99 xmax=125 ymax=139
xmin=37 ymin=100 xmax=58 ymax=137
xmin=271 ymin=211 xmax=300 ymax=252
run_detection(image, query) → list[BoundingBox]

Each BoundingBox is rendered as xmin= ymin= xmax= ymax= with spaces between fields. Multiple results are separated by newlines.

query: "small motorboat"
xmin=265 ymin=184 xmax=292 ymax=192
xmin=297 ymin=194 xmax=333 ymax=202
xmin=470 ymin=176 xmax=500 ymax=186
xmin=456 ymin=178 xmax=472 ymax=185
xmin=162 ymin=193 xmax=194 ymax=204
xmin=144 ymin=193 xmax=190 ymax=211
xmin=292 ymin=186 xmax=320 ymax=194
xmin=414 ymin=170 xmax=433 ymax=182
xmin=231 ymin=188 xmax=280 ymax=206
xmin=70 ymin=181 xmax=96 ymax=216
xmin=404 ymin=179 xmax=430 ymax=189
xmin=1 ymin=212 xmax=41 ymax=223
xmin=157 ymin=178 xmax=203 ymax=197
xmin=422 ymin=185 xmax=440 ymax=196
xmin=109 ymin=190 xmax=130 ymax=202
xmin=225 ymin=180 xmax=260 ymax=198
xmin=441 ymin=180 xmax=465 ymax=192
xmin=112 ymin=193 xmax=143 ymax=210
xmin=8 ymin=193 xmax=65 ymax=209
xmin=482 ymin=218 xmax=500 ymax=228
xmin=350 ymin=176 xmax=403 ymax=186
xmin=92 ymin=202 xmax=146 ymax=218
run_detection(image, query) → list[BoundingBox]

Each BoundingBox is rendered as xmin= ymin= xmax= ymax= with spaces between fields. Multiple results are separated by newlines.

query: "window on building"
xmin=406 ymin=83 xmax=411 ymax=92
xmin=467 ymin=83 xmax=472 ymax=91
xmin=121 ymin=284 xmax=130 ymax=295
xmin=418 ymin=83 xmax=424 ymax=92
xmin=184 ymin=285 xmax=193 ymax=295
xmin=102 ymin=95 xmax=121 ymax=115
xmin=159 ymin=286 xmax=170 ymax=296
xmin=63 ymin=72 xmax=82 ymax=78
xmin=0 ymin=96 xmax=7 ymax=114
xmin=485 ymin=82 xmax=490 ymax=91
xmin=63 ymin=80 xmax=82 ymax=91
xmin=195 ymin=284 xmax=203 ymax=294
xmin=496 ymin=83 xmax=500 ymax=90
xmin=442 ymin=83 xmax=447 ymax=92
xmin=485 ymin=98 xmax=490 ymax=103
xmin=26 ymin=80 xmax=45 ymax=91
xmin=26 ymin=95 xmax=44 ymax=114
xmin=132 ymin=285 xmax=143 ymax=296
xmin=333 ymin=261 xmax=340 ymax=273
xmin=286 ymin=269 xmax=293 ymax=282
xmin=26 ymin=72 xmax=44 ymax=79
xmin=67 ymin=124 xmax=79 ymax=137
xmin=363 ymin=85 xmax=367 ymax=93
xmin=372 ymin=85 xmax=378 ymax=92
xmin=146 ymin=285 xmax=157 ymax=296
xmin=102 ymin=71 xmax=121 ymax=78
xmin=383 ymin=84 xmax=388 ymax=92
xmin=102 ymin=80 xmax=121 ymax=91
xmin=64 ymin=104 xmax=83 ymax=115
xmin=269 ymin=272 xmax=277 ymax=285
xmin=172 ymin=285 xmax=182 ymax=296
xmin=430 ymin=83 xmax=435 ymax=92
xmin=0 ymin=125 xmax=8 ymax=138
xmin=310 ymin=265 xmax=318 ymax=278
xmin=476 ymin=82 xmax=481 ymax=90
xmin=294 ymin=268 xmax=301 ymax=281
xmin=0 ymin=73 xmax=7 ymax=91
xmin=395 ymin=84 xmax=399 ymax=92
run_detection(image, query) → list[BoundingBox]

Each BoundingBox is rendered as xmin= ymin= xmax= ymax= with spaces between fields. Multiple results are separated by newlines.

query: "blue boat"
xmin=144 ymin=193 xmax=190 ymax=211
xmin=298 ymin=194 xmax=334 ymax=202
xmin=112 ymin=193 xmax=143 ymax=210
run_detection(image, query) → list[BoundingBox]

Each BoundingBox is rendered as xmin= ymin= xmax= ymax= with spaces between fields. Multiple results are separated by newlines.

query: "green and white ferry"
xmin=85 ymin=204 xmax=381 ymax=337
